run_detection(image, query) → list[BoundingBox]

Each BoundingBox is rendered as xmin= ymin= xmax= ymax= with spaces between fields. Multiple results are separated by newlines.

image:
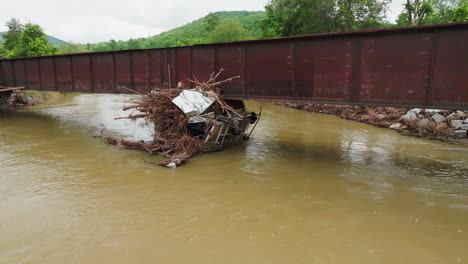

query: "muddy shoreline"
xmin=279 ymin=102 xmax=468 ymax=145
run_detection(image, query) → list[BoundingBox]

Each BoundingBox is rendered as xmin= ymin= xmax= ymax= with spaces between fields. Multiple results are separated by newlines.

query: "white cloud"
xmin=0 ymin=0 xmax=407 ymax=43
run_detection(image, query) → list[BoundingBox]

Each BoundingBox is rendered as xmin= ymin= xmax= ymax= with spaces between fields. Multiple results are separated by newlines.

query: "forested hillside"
xmin=0 ymin=32 xmax=67 ymax=46
xmin=88 ymin=11 xmax=264 ymax=52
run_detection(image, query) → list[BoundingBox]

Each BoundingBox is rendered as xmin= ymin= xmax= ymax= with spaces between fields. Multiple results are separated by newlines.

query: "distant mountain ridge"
xmin=89 ymin=11 xmax=265 ymax=51
xmin=0 ymin=32 xmax=68 ymax=46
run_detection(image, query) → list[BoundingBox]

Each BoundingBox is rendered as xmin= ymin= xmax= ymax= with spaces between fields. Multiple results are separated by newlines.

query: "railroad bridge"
xmin=0 ymin=22 xmax=467 ymax=110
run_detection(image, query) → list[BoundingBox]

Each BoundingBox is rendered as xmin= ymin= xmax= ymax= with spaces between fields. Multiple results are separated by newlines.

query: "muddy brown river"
xmin=1 ymin=94 xmax=467 ymax=263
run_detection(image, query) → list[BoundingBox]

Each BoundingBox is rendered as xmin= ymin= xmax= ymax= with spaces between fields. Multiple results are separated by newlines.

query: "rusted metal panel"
xmin=431 ymin=28 xmax=468 ymax=108
xmin=148 ymin=50 xmax=161 ymax=86
xmin=91 ymin=53 xmax=115 ymax=93
xmin=191 ymin=46 xmax=214 ymax=86
xmin=54 ymin=56 xmax=73 ymax=91
xmin=25 ymin=59 xmax=40 ymax=90
xmin=175 ymin=47 xmax=191 ymax=88
xmin=71 ymin=55 xmax=92 ymax=92
xmin=215 ymin=45 xmax=244 ymax=97
xmin=13 ymin=60 xmax=26 ymax=87
xmin=295 ymin=38 xmax=353 ymax=101
xmin=1 ymin=61 xmax=15 ymax=87
xmin=131 ymin=50 xmax=150 ymax=93
xmin=39 ymin=57 xmax=56 ymax=90
xmin=114 ymin=52 xmax=131 ymax=91
xmin=246 ymin=42 xmax=293 ymax=99
xmin=358 ymin=31 xmax=433 ymax=105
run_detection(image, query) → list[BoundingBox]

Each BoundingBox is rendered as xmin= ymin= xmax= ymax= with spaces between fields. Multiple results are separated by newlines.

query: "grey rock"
xmin=450 ymin=130 xmax=467 ymax=139
xmin=464 ymin=118 xmax=468 ymax=124
xmin=389 ymin=123 xmax=406 ymax=130
xmin=460 ymin=124 xmax=468 ymax=130
xmin=410 ymin=108 xmax=423 ymax=114
xmin=448 ymin=111 xmax=466 ymax=120
xmin=402 ymin=112 xmax=418 ymax=121
xmin=432 ymin=113 xmax=446 ymax=123
xmin=425 ymin=109 xmax=442 ymax=115
xmin=417 ymin=118 xmax=431 ymax=127
xmin=451 ymin=120 xmax=463 ymax=129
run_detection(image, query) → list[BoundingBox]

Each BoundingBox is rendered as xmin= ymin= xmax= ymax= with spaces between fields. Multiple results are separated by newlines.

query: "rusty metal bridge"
xmin=0 ymin=22 xmax=467 ymax=109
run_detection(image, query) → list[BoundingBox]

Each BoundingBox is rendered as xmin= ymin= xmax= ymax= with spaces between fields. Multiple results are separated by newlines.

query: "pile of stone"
xmin=398 ymin=108 xmax=468 ymax=139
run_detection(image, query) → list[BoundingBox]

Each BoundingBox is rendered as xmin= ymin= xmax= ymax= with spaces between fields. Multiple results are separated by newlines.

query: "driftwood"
xmin=0 ymin=86 xmax=25 ymax=93
xmin=110 ymin=70 xmax=246 ymax=167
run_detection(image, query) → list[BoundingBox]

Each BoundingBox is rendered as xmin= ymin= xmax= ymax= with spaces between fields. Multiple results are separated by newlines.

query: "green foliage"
xmin=0 ymin=44 xmax=7 ymax=59
xmin=3 ymin=18 xmax=24 ymax=51
xmin=450 ymin=3 xmax=468 ymax=21
xmin=397 ymin=0 xmax=467 ymax=26
xmin=261 ymin=0 xmax=390 ymax=37
xmin=208 ymin=19 xmax=250 ymax=43
xmin=205 ymin=12 xmax=221 ymax=32
xmin=397 ymin=0 xmax=435 ymax=26
xmin=57 ymin=43 xmax=88 ymax=54
xmin=9 ymin=24 xmax=57 ymax=58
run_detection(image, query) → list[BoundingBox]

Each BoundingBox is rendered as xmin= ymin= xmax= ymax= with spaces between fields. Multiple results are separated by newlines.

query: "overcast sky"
xmin=0 ymin=0 xmax=407 ymax=44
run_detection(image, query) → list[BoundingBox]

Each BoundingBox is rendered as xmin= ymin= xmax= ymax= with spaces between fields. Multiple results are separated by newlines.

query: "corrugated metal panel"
xmin=215 ymin=45 xmax=244 ymax=97
xmin=1 ymin=61 xmax=15 ymax=87
xmin=91 ymin=54 xmax=114 ymax=93
xmin=39 ymin=58 xmax=55 ymax=91
xmin=246 ymin=42 xmax=293 ymax=99
xmin=358 ymin=31 xmax=433 ymax=105
xmin=431 ymin=28 xmax=468 ymax=108
xmin=295 ymin=38 xmax=353 ymax=101
xmin=131 ymin=51 xmax=150 ymax=93
xmin=148 ymin=50 xmax=161 ymax=86
xmin=25 ymin=59 xmax=40 ymax=90
xmin=175 ymin=48 xmax=191 ymax=88
xmin=55 ymin=57 xmax=73 ymax=91
xmin=71 ymin=55 xmax=92 ymax=92
xmin=191 ymin=47 xmax=214 ymax=85
xmin=13 ymin=60 xmax=26 ymax=87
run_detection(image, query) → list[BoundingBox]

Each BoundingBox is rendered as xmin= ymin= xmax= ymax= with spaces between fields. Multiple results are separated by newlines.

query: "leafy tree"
xmin=3 ymin=18 xmax=24 ymax=51
xmin=205 ymin=12 xmax=221 ymax=32
xmin=261 ymin=0 xmax=389 ymax=37
xmin=108 ymin=39 xmax=118 ymax=50
xmin=9 ymin=24 xmax=57 ymax=58
xmin=397 ymin=0 xmax=467 ymax=25
xmin=207 ymin=19 xmax=250 ymax=43
xmin=0 ymin=44 xmax=7 ymax=59
xmin=397 ymin=0 xmax=435 ymax=25
xmin=127 ymin=38 xmax=143 ymax=49
xmin=450 ymin=2 xmax=468 ymax=21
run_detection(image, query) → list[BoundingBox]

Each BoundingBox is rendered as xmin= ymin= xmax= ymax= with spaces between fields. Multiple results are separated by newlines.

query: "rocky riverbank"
xmin=0 ymin=90 xmax=55 ymax=107
xmin=279 ymin=102 xmax=468 ymax=144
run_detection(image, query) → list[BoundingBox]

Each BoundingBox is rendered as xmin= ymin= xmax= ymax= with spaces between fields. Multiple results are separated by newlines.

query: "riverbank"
xmin=0 ymin=90 xmax=69 ymax=108
xmin=279 ymin=102 xmax=468 ymax=144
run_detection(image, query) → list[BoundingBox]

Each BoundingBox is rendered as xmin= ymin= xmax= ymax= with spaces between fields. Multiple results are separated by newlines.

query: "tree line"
xmin=0 ymin=0 xmax=467 ymax=59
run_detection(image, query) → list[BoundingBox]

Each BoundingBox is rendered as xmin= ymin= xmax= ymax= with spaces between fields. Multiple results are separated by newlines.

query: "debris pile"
xmin=399 ymin=108 xmax=468 ymax=139
xmin=280 ymin=102 xmax=468 ymax=142
xmin=110 ymin=71 xmax=259 ymax=168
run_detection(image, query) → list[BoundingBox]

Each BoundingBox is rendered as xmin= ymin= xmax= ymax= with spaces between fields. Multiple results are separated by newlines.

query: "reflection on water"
xmin=0 ymin=94 xmax=467 ymax=264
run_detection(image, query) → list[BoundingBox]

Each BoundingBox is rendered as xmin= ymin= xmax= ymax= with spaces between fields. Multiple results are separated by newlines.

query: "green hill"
xmin=148 ymin=11 xmax=265 ymax=47
xmin=90 ymin=11 xmax=265 ymax=52
xmin=0 ymin=31 xmax=68 ymax=46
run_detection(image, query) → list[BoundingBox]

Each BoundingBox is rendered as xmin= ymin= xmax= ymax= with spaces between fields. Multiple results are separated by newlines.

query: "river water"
xmin=1 ymin=94 xmax=467 ymax=264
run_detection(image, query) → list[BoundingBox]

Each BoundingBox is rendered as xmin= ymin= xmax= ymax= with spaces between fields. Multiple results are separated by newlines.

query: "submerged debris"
xmin=110 ymin=70 xmax=259 ymax=168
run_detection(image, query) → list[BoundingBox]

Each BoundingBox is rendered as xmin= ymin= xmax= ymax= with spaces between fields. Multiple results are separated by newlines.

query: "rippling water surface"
xmin=1 ymin=94 xmax=467 ymax=263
